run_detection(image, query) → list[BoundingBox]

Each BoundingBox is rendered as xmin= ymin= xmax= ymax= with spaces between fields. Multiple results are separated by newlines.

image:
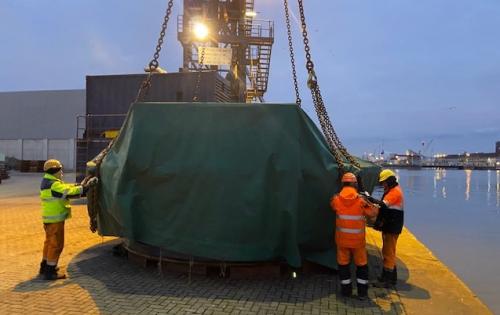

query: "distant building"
xmin=384 ymin=150 xmax=422 ymax=168
xmin=0 ymin=90 xmax=85 ymax=170
xmin=434 ymin=141 xmax=499 ymax=169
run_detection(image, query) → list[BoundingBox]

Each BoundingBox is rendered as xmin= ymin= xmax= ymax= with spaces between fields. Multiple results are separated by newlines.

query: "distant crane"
xmin=419 ymin=139 xmax=434 ymax=159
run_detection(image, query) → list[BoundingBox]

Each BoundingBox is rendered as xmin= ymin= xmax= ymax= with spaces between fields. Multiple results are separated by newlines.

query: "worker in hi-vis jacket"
xmin=367 ymin=169 xmax=405 ymax=288
xmin=39 ymin=159 xmax=98 ymax=280
xmin=330 ymin=173 xmax=378 ymax=300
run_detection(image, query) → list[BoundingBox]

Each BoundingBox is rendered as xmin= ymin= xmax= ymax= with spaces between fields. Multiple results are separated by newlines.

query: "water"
xmin=374 ymin=169 xmax=500 ymax=314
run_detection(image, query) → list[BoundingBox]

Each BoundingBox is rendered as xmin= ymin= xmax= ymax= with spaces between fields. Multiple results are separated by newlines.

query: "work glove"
xmin=86 ymin=177 xmax=99 ymax=187
xmin=359 ymin=191 xmax=370 ymax=197
xmin=364 ymin=195 xmax=385 ymax=208
xmin=82 ymin=177 xmax=99 ymax=194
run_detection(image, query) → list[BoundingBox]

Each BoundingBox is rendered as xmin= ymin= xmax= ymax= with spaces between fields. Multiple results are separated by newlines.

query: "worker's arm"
xmin=361 ymin=200 xmax=379 ymax=219
xmin=51 ymin=181 xmax=83 ymax=199
xmin=363 ymin=195 xmax=386 ymax=209
xmin=382 ymin=191 xmax=402 ymax=209
xmin=329 ymin=196 xmax=337 ymax=213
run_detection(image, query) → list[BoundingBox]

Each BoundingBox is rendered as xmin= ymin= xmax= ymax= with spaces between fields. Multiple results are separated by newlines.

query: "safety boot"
xmin=338 ymin=264 xmax=352 ymax=297
xmin=356 ymin=265 xmax=369 ymax=300
xmin=391 ymin=267 xmax=397 ymax=285
xmin=357 ymin=284 xmax=368 ymax=300
xmin=39 ymin=260 xmax=59 ymax=275
xmin=341 ymin=283 xmax=353 ymax=297
xmin=373 ymin=268 xmax=392 ymax=288
xmin=39 ymin=260 xmax=46 ymax=275
xmin=43 ymin=265 xmax=66 ymax=280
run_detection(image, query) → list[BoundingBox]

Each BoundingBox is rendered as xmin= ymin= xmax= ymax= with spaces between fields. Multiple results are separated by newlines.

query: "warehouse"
xmin=0 ymin=89 xmax=85 ymax=171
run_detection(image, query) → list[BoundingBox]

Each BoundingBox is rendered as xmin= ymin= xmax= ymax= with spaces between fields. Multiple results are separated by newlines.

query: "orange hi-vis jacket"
xmin=331 ymin=186 xmax=378 ymax=248
xmin=383 ymin=185 xmax=404 ymax=211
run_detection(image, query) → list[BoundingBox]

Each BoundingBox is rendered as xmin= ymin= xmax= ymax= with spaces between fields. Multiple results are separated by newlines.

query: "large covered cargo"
xmin=94 ymin=102 xmax=380 ymax=268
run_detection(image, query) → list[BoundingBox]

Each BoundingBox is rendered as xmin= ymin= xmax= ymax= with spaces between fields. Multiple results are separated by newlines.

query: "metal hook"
xmin=307 ymin=70 xmax=318 ymax=89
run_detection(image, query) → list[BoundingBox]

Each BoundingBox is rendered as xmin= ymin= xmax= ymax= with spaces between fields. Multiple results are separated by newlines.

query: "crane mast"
xmin=177 ymin=0 xmax=274 ymax=102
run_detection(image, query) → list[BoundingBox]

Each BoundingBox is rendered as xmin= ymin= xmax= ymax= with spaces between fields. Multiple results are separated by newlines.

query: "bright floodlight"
xmin=245 ymin=11 xmax=257 ymax=17
xmin=193 ymin=22 xmax=209 ymax=40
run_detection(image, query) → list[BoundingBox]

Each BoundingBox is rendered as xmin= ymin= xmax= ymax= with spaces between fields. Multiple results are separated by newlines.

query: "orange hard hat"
xmin=341 ymin=172 xmax=357 ymax=183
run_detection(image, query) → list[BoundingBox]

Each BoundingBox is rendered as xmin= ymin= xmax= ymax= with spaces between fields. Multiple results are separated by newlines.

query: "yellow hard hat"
xmin=43 ymin=159 xmax=62 ymax=172
xmin=341 ymin=172 xmax=357 ymax=183
xmin=379 ymin=169 xmax=396 ymax=182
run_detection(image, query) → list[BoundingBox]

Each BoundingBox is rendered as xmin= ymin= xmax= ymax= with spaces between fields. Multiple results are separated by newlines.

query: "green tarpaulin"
xmin=96 ymin=102 xmax=380 ymax=268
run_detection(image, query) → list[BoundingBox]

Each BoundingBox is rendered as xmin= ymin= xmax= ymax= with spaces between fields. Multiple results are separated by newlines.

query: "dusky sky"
xmin=1 ymin=0 xmax=499 ymax=155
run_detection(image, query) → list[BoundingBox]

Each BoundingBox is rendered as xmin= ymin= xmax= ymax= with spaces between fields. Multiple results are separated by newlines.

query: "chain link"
xmin=193 ymin=45 xmax=206 ymax=102
xmin=87 ymin=0 xmax=175 ymax=232
xmin=135 ymin=0 xmax=175 ymax=103
xmin=296 ymin=0 xmax=361 ymax=172
xmin=283 ymin=0 xmax=302 ymax=107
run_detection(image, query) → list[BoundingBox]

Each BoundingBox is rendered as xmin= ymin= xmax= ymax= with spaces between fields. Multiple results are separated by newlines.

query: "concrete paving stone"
xmin=0 ymin=175 xmax=409 ymax=315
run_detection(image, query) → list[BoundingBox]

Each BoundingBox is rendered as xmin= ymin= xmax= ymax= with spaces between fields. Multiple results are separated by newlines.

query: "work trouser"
xmin=337 ymin=246 xmax=369 ymax=296
xmin=43 ymin=221 xmax=65 ymax=265
xmin=337 ymin=246 xmax=367 ymax=266
xmin=382 ymin=232 xmax=399 ymax=270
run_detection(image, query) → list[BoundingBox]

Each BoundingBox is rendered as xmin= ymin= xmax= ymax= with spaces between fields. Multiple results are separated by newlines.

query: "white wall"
xmin=0 ymin=90 xmax=84 ymax=171
xmin=0 ymin=139 xmax=75 ymax=170
xmin=0 ymin=140 xmax=22 ymax=159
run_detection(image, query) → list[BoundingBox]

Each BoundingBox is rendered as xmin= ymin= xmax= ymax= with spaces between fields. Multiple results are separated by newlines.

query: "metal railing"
xmin=177 ymin=15 xmax=274 ymax=39
xmin=76 ymin=114 xmax=127 ymax=140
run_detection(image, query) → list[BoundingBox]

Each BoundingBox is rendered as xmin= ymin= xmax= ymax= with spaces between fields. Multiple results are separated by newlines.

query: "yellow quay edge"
xmin=366 ymin=227 xmax=492 ymax=315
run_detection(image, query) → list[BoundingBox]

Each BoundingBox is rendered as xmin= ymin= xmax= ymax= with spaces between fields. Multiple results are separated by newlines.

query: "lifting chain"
xmin=193 ymin=45 xmax=206 ymax=102
xmin=87 ymin=0 xmax=175 ymax=232
xmin=86 ymin=140 xmax=114 ymax=233
xmin=135 ymin=0 xmax=175 ymax=103
xmin=283 ymin=0 xmax=302 ymax=107
xmin=295 ymin=0 xmax=362 ymax=172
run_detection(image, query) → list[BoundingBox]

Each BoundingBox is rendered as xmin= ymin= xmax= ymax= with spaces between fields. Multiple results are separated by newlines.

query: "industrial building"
xmin=433 ymin=142 xmax=500 ymax=169
xmin=0 ymin=90 xmax=85 ymax=171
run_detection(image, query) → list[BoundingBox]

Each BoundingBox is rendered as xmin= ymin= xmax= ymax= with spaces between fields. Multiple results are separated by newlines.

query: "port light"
xmin=193 ymin=22 xmax=209 ymax=40
xmin=245 ymin=11 xmax=257 ymax=17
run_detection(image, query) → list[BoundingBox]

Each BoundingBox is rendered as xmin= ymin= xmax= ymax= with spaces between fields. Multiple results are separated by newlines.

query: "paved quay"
xmin=0 ymin=172 xmax=492 ymax=314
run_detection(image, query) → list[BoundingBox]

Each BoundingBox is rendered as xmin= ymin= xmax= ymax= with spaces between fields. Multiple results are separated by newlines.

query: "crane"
xmin=178 ymin=0 xmax=274 ymax=103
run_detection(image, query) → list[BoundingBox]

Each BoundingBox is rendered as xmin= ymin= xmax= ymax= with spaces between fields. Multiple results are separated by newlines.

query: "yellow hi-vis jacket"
xmin=40 ymin=173 xmax=83 ymax=223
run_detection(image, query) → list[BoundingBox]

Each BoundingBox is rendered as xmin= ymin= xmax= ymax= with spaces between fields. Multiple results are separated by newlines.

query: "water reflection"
xmin=465 ymin=169 xmax=472 ymax=201
xmin=488 ymin=171 xmax=491 ymax=193
xmin=416 ymin=169 xmax=498 ymax=206
xmin=433 ymin=176 xmax=437 ymax=198
xmin=487 ymin=171 xmax=491 ymax=204
xmin=434 ymin=169 xmax=446 ymax=181
xmin=433 ymin=169 xmax=447 ymax=199
xmin=497 ymin=170 xmax=499 ymax=208
xmin=398 ymin=169 xmax=500 ymax=313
